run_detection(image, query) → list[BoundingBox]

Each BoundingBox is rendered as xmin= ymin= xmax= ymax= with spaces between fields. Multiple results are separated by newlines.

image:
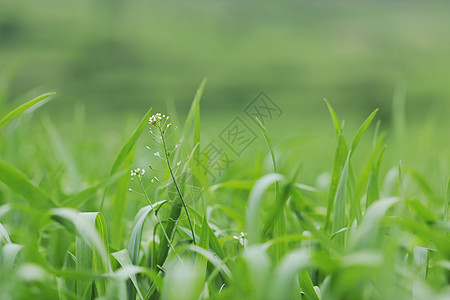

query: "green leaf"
xmin=109 ymin=108 xmax=153 ymax=176
xmin=366 ymin=146 xmax=386 ymax=210
xmin=182 ymin=78 xmax=206 ymax=159
xmin=0 ymin=222 xmax=11 ymax=243
xmin=332 ymin=151 xmax=351 ymax=248
xmin=444 ymin=178 xmax=450 ymax=221
xmin=269 ymin=249 xmax=312 ymax=300
xmin=2 ymin=243 xmax=23 ymax=270
xmin=247 ymin=173 xmax=284 ymax=245
xmin=128 ymin=201 xmax=167 ymax=265
xmin=299 ymin=271 xmax=320 ymax=300
xmin=407 ymin=199 xmax=437 ymax=223
xmin=0 ymin=160 xmax=55 ymax=208
xmin=256 ymin=117 xmax=288 ymax=263
xmin=324 ymin=126 xmax=347 ymax=232
xmin=350 ymin=108 xmax=378 ymax=155
xmin=193 ymin=215 xmax=210 ymax=290
xmin=0 ymin=92 xmax=55 ymax=129
xmin=100 ymin=107 xmax=152 ymax=211
xmin=111 ymin=249 xmax=144 ymax=300
xmin=51 ymin=209 xmax=110 ymax=298
xmin=61 ymin=172 xmax=125 ymax=208
xmin=324 ymin=99 xmax=341 ymax=137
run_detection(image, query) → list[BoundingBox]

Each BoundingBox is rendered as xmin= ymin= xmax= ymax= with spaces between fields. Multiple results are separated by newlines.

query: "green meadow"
xmin=1 ymin=0 xmax=449 ymax=299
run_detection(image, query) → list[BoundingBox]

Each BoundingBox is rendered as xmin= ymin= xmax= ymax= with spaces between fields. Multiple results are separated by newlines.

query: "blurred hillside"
xmin=1 ymin=0 xmax=449 ymax=132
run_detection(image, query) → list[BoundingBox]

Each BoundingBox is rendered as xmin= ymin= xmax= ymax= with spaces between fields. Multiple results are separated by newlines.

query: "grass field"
xmin=0 ymin=82 xmax=449 ymax=299
xmin=1 ymin=0 xmax=450 ymax=298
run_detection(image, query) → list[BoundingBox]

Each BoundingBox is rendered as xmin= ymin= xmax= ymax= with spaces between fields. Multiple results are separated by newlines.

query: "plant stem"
xmin=160 ymin=127 xmax=197 ymax=246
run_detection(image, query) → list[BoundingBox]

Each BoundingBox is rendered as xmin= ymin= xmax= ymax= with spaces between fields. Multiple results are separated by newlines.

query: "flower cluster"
xmin=130 ymin=168 xmax=145 ymax=178
xmin=233 ymin=231 xmax=247 ymax=247
xmin=149 ymin=113 xmax=169 ymax=126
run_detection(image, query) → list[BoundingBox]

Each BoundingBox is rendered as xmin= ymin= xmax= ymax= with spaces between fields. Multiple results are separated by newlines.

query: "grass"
xmin=0 ymin=82 xmax=449 ymax=300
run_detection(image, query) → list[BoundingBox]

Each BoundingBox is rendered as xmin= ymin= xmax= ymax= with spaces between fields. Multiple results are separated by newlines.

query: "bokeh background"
xmin=1 ymin=0 xmax=449 ymax=183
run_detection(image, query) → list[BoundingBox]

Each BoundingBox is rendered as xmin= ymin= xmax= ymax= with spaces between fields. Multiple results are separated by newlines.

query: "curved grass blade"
xmin=247 ymin=173 xmax=284 ymax=245
xmin=324 ymin=125 xmax=347 ymax=232
xmin=61 ymin=172 xmax=125 ymax=208
xmin=100 ymin=107 xmax=153 ymax=210
xmin=187 ymin=245 xmax=232 ymax=281
xmin=112 ymin=249 xmax=144 ymax=300
xmin=0 ymin=222 xmax=11 ymax=243
xmin=0 ymin=92 xmax=55 ymax=129
xmin=444 ymin=178 xmax=450 ymax=221
xmin=128 ymin=201 xmax=167 ymax=265
xmin=0 ymin=160 xmax=55 ymax=208
xmin=268 ymin=249 xmax=312 ymax=300
xmin=332 ymin=151 xmax=351 ymax=248
xmin=2 ymin=243 xmax=23 ymax=269
xmin=256 ymin=118 xmax=290 ymax=263
xmin=350 ymin=108 xmax=378 ymax=155
xmin=182 ymin=78 xmax=206 ymax=159
xmin=51 ymin=209 xmax=110 ymax=298
xmin=299 ymin=270 xmax=320 ymax=300
xmin=324 ymin=99 xmax=341 ymax=137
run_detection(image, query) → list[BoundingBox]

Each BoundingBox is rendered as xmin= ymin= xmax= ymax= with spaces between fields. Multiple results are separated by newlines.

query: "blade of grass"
xmin=332 ymin=151 xmax=351 ymax=248
xmin=256 ymin=117 xmax=287 ymax=263
xmin=0 ymin=92 xmax=55 ymax=129
xmin=100 ymin=107 xmax=153 ymax=211
xmin=350 ymin=108 xmax=378 ymax=155
xmin=444 ymin=178 xmax=450 ymax=221
xmin=269 ymin=249 xmax=312 ymax=300
xmin=0 ymin=160 xmax=55 ymax=208
xmin=112 ymin=249 xmax=144 ymax=300
xmin=324 ymin=125 xmax=347 ymax=232
xmin=247 ymin=173 xmax=284 ymax=245
xmin=299 ymin=270 xmax=320 ymax=300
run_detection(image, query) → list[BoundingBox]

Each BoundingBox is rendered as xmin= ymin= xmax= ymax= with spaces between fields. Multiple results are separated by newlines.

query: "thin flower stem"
xmin=160 ymin=126 xmax=197 ymax=246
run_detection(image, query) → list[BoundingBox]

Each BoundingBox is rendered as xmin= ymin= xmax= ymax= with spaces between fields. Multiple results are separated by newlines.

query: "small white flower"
xmin=154 ymin=152 xmax=160 ymax=157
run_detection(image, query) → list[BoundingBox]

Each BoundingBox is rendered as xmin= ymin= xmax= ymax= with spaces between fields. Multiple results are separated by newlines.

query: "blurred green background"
xmin=1 ymin=0 xmax=449 ymax=182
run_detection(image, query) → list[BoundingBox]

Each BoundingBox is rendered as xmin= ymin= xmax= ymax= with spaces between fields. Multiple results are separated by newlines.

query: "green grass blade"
xmin=0 ymin=222 xmax=11 ymax=243
xmin=350 ymin=108 xmax=378 ymax=155
xmin=256 ymin=118 xmax=277 ymax=172
xmin=247 ymin=173 xmax=284 ymax=245
xmin=299 ymin=271 xmax=320 ymax=300
xmin=0 ymin=160 xmax=55 ymax=208
xmin=366 ymin=146 xmax=386 ymax=210
xmin=181 ymin=79 xmax=206 ymax=151
xmin=42 ymin=115 xmax=81 ymax=191
xmin=269 ymin=249 xmax=312 ymax=300
xmin=2 ymin=243 xmax=23 ymax=270
xmin=112 ymin=249 xmax=144 ymax=300
xmin=332 ymin=151 xmax=351 ymax=248
xmin=51 ymin=209 xmax=110 ymax=298
xmin=193 ymin=215 xmax=210 ymax=290
xmin=78 ymin=212 xmax=110 ymax=298
xmin=324 ymin=99 xmax=341 ymax=137
xmin=128 ymin=201 xmax=167 ymax=265
xmin=61 ymin=172 xmax=125 ymax=208
xmin=256 ymin=117 xmax=287 ymax=263
xmin=127 ymin=201 xmax=167 ymax=300
xmin=324 ymin=126 xmax=347 ymax=232
xmin=444 ymin=178 xmax=450 ymax=221
xmin=187 ymin=245 xmax=232 ymax=281
xmin=100 ymin=107 xmax=152 ymax=211
xmin=109 ymin=108 xmax=153 ymax=176
xmin=0 ymin=92 xmax=55 ymax=129
xmin=349 ymin=197 xmax=398 ymax=250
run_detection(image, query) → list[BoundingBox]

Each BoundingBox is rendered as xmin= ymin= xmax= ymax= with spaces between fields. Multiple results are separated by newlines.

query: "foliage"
xmin=0 ymin=83 xmax=449 ymax=300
